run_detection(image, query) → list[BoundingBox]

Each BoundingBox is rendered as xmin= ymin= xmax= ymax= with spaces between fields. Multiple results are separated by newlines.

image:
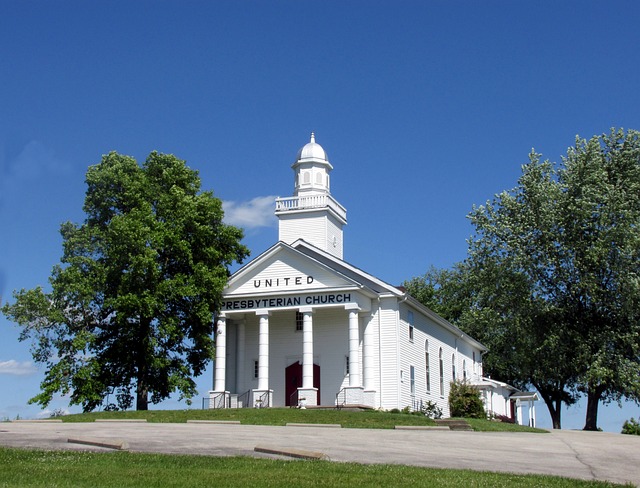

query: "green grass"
xmin=0 ymin=447 xmax=626 ymax=488
xmin=58 ymin=408 xmax=547 ymax=432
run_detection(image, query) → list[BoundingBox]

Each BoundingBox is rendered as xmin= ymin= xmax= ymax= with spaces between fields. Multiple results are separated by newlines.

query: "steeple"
xmin=275 ymin=134 xmax=347 ymax=259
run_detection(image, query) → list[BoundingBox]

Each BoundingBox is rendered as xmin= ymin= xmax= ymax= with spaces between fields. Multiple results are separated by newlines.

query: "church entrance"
xmin=285 ymin=361 xmax=320 ymax=406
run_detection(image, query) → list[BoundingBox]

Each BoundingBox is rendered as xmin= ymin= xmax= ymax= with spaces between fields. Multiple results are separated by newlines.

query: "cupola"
xmin=275 ymin=134 xmax=347 ymax=259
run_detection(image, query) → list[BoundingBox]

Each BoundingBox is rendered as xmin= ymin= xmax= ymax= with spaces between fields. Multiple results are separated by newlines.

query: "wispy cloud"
xmin=0 ymin=360 xmax=38 ymax=376
xmin=6 ymin=140 xmax=68 ymax=181
xmin=223 ymin=195 xmax=277 ymax=230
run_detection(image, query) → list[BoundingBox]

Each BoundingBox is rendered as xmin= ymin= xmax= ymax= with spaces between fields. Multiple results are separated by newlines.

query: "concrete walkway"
xmin=0 ymin=421 xmax=638 ymax=486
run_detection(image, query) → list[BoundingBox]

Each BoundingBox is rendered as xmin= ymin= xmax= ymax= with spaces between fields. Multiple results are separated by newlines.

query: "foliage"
xmin=448 ymin=380 xmax=486 ymax=419
xmin=419 ymin=400 xmax=443 ymax=419
xmin=1 ymin=152 xmax=249 ymax=411
xmin=406 ymin=128 xmax=640 ymax=430
xmin=621 ymin=417 xmax=640 ymax=435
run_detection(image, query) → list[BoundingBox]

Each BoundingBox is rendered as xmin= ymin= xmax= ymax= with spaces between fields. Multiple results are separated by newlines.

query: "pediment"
xmin=224 ymin=243 xmax=358 ymax=297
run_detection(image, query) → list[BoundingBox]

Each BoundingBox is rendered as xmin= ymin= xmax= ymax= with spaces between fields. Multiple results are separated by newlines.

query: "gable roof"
xmin=225 ymin=238 xmax=487 ymax=351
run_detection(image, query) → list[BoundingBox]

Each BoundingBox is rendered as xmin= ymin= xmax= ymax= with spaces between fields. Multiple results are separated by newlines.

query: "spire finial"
xmin=310 ymin=132 xmax=315 ymax=143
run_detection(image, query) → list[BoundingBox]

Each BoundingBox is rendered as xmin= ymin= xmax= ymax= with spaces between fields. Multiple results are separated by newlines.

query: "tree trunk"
xmin=136 ymin=383 xmax=149 ymax=411
xmin=136 ymin=315 xmax=151 ymax=411
xmin=583 ymin=387 xmax=602 ymax=431
xmin=536 ymin=385 xmax=562 ymax=429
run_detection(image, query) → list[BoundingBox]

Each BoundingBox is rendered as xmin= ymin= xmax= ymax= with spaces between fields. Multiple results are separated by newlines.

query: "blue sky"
xmin=1 ymin=1 xmax=639 ymax=431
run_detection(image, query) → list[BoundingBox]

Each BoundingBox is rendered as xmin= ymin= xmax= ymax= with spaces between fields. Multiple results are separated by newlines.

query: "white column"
xmin=213 ymin=316 xmax=227 ymax=392
xmin=530 ymin=400 xmax=536 ymax=427
xmin=302 ymin=309 xmax=314 ymax=389
xmin=363 ymin=313 xmax=374 ymax=391
xmin=348 ymin=308 xmax=361 ymax=387
xmin=257 ymin=311 xmax=270 ymax=391
xmin=236 ymin=319 xmax=245 ymax=392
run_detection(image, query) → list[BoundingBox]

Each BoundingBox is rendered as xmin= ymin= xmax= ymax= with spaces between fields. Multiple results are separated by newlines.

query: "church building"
xmin=210 ymin=134 xmax=536 ymax=423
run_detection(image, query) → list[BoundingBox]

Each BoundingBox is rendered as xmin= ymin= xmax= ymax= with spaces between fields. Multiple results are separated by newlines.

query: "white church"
xmin=210 ymin=134 xmax=537 ymax=424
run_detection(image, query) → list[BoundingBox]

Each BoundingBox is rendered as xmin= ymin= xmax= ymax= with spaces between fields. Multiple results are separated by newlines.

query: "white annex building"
xmin=210 ymin=134 xmax=537 ymax=424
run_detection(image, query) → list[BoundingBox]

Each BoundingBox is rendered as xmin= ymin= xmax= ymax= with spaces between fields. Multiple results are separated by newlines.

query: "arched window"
xmin=315 ymin=172 xmax=322 ymax=184
xmin=303 ymin=171 xmax=311 ymax=184
xmin=425 ymin=340 xmax=431 ymax=392
xmin=439 ymin=348 xmax=444 ymax=396
xmin=452 ymin=354 xmax=456 ymax=381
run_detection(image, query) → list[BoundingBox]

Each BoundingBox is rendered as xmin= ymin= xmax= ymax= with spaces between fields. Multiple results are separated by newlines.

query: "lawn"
xmin=0 ymin=448 xmax=625 ymax=488
xmin=59 ymin=408 xmax=546 ymax=432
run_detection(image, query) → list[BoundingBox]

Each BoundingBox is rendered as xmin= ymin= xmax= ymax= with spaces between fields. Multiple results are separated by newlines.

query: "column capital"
xmin=255 ymin=309 xmax=271 ymax=317
xmin=345 ymin=303 xmax=361 ymax=312
xmin=298 ymin=306 xmax=314 ymax=314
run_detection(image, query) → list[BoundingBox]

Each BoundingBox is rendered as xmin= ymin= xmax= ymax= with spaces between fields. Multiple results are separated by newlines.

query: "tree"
xmin=2 ymin=151 xmax=249 ymax=411
xmin=466 ymin=129 xmax=640 ymax=430
xmin=405 ymin=128 xmax=640 ymax=430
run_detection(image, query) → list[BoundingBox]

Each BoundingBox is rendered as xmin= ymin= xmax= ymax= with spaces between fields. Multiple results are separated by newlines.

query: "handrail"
xmin=335 ymin=388 xmax=347 ymax=410
xmin=205 ymin=392 xmax=230 ymax=409
xmin=237 ymin=390 xmax=251 ymax=409
xmin=257 ymin=390 xmax=270 ymax=408
xmin=289 ymin=390 xmax=299 ymax=408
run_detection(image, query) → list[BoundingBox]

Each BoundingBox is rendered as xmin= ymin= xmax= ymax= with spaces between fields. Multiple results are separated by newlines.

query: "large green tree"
xmin=2 ymin=151 xmax=249 ymax=411
xmin=406 ymin=128 xmax=640 ymax=430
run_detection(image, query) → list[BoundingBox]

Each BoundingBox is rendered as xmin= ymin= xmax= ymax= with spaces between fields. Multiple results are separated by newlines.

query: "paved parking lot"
xmin=1 ymin=421 xmax=638 ymax=486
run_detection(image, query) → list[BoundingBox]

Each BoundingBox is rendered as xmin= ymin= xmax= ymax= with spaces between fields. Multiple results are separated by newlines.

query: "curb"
xmin=285 ymin=423 xmax=342 ymax=428
xmin=254 ymin=445 xmax=329 ymax=460
xmin=94 ymin=419 xmax=147 ymax=423
xmin=68 ymin=437 xmax=129 ymax=450
xmin=12 ymin=420 xmax=63 ymax=423
xmin=186 ymin=420 xmax=241 ymax=424
xmin=394 ymin=425 xmax=450 ymax=430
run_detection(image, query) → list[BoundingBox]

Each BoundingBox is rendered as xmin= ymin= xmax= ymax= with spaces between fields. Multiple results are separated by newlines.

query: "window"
xmin=408 ymin=310 xmax=414 ymax=342
xmin=254 ymin=360 xmax=259 ymax=379
xmin=295 ymin=311 xmax=303 ymax=331
xmin=439 ymin=348 xmax=444 ymax=396
xmin=452 ymin=354 xmax=456 ymax=381
xmin=463 ymin=360 xmax=467 ymax=381
xmin=410 ymin=366 xmax=415 ymax=396
xmin=345 ymin=356 xmax=349 ymax=375
xmin=425 ymin=340 xmax=431 ymax=392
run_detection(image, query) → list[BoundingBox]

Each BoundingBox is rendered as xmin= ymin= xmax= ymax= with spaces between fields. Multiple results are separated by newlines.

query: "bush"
xmin=448 ymin=380 xmax=485 ymax=418
xmin=622 ymin=417 xmax=640 ymax=435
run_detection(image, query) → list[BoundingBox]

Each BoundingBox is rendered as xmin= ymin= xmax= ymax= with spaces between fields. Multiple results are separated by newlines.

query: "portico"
xmin=211 ymin=289 xmax=371 ymax=408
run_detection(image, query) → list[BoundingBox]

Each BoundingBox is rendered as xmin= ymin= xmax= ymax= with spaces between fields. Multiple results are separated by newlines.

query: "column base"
xmin=363 ymin=390 xmax=377 ymax=408
xmin=208 ymin=391 xmax=230 ymax=409
xmin=342 ymin=386 xmax=364 ymax=405
xmin=296 ymin=387 xmax=318 ymax=408
xmin=251 ymin=389 xmax=273 ymax=408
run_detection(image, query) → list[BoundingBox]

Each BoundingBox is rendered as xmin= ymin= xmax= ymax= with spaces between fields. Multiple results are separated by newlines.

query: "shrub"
xmin=622 ymin=417 xmax=640 ymax=435
xmin=420 ymin=400 xmax=443 ymax=419
xmin=448 ymin=380 xmax=485 ymax=418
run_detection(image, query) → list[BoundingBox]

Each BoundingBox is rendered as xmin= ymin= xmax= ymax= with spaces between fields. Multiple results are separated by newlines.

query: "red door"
xmin=285 ymin=361 xmax=320 ymax=406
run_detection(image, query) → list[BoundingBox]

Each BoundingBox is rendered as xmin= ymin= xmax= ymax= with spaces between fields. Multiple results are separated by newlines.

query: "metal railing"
xmin=237 ymin=390 xmax=251 ymax=409
xmin=203 ymin=392 xmax=230 ymax=409
xmin=335 ymin=388 xmax=347 ymax=410
xmin=289 ymin=390 xmax=299 ymax=408
xmin=255 ymin=391 xmax=270 ymax=408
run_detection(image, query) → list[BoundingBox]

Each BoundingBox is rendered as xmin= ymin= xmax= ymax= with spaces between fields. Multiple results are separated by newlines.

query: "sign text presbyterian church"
xmin=222 ymin=292 xmax=352 ymax=311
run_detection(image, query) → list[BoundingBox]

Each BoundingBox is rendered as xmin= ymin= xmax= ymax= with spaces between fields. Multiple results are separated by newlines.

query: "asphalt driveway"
xmin=0 ymin=421 xmax=638 ymax=486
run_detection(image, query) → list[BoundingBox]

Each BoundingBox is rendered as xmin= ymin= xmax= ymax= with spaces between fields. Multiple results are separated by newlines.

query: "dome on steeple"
xmin=296 ymin=132 xmax=329 ymax=162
